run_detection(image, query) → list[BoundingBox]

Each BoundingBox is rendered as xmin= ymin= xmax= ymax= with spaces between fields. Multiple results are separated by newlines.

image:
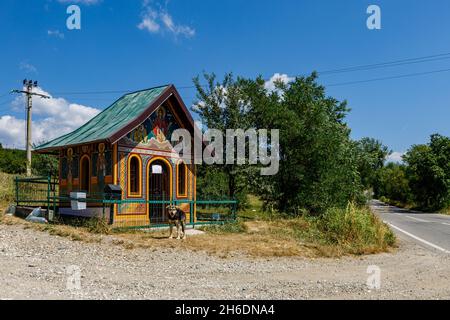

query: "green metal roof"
xmin=35 ymin=85 xmax=169 ymax=151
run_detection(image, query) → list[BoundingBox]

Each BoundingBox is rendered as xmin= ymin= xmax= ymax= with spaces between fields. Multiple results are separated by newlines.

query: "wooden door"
xmin=148 ymin=160 xmax=170 ymax=223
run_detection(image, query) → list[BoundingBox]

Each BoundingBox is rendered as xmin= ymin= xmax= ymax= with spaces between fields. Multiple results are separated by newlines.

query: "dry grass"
xmin=108 ymin=221 xmax=315 ymax=258
xmin=0 ymin=169 xmax=396 ymax=258
xmin=0 ymin=214 xmax=320 ymax=257
xmin=0 ymin=193 xmax=396 ymax=258
xmin=1 ymin=214 xmax=395 ymax=259
xmin=0 ymin=215 xmax=103 ymax=242
xmin=0 ymin=171 xmax=15 ymax=211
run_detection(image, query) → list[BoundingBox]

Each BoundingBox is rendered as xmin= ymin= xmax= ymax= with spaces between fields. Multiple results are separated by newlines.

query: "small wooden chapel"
xmin=35 ymin=85 xmax=197 ymax=227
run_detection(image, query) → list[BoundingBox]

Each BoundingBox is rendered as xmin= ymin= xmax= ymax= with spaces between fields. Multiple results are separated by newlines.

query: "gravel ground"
xmin=0 ymin=223 xmax=449 ymax=300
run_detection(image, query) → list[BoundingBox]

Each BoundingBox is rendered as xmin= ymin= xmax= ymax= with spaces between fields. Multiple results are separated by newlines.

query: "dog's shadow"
xmin=140 ymin=234 xmax=184 ymax=240
xmin=147 ymin=235 xmax=169 ymax=240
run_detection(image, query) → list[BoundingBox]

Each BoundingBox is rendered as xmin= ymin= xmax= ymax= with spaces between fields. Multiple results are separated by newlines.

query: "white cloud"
xmin=47 ymin=29 xmax=65 ymax=39
xmin=19 ymin=61 xmax=37 ymax=74
xmin=138 ymin=1 xmax=195 ymax=39
xmin=264 ymin=73 xmax=294 ymax=92
xmin=0 ymin=87 xmax=100 ymax=149
xmin=138 ymin=9 xmax=161 ymax=33
xmin=0 ymin=116 xmax=26 ymax=149
xmin=386 ymin=152 xmax=404 ymax=163
xmin=161 ymin=12 xmax=195 ymax=37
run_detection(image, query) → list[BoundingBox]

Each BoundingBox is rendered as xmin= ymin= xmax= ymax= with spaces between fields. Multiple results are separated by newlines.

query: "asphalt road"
xmin=371 ymin=200 xmax=450 ymax=255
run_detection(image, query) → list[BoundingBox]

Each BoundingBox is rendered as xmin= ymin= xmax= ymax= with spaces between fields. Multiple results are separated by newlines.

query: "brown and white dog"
xmin=166 ymin=205 xmax=186 ymax=240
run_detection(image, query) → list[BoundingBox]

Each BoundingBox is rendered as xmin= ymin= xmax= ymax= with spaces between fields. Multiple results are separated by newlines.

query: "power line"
xmin=317 ymin=52 xmax=450 ymax=75
xmin=11 ymin=79 xmax=50 ymax=177
xmin=10 ymin=52 xmax=450 ymax=99
xmin=52 ymin=84 xmax=209 ymax=96
xmin=52 ymin=90 xmax=132 ymax=95
xmin=326 ymin=67 xmax=450 ymax=87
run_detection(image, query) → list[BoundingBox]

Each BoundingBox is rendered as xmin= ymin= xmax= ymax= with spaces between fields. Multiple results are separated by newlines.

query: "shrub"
xmin=313 ymin=203 xmax=395 ymax=254
xmin=0 ymin=171 xmax=15 ymax=205
xmin=83 ymin=217 xmax=111 ymax=234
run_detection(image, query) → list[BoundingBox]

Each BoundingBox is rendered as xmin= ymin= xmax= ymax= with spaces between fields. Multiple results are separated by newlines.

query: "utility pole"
xmin=11 ymin=80 xmax=50 ymax=177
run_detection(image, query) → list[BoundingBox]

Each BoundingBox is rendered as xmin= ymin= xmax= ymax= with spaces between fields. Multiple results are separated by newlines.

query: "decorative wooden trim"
xmin=118 ymin=145 xmax=183 ymax=160
xmin=116 ymin=202 xmax=147 ymax=216
xmin=127 ymin=153 xmax=143 ymax=198
xmin=193 ymin=164 xmax=197 ymax=222
xmin=119 ymin=153 xmax=126 ymax=191
xmin=113 ymin=143 xmax=118 ymax=217
xmin=166 ymin=98 xmax=188 ymax=130
xmin=109 ymin=85 xmax=196 ymax=145
xmin=176 ymin=160 xmax=188 ymax=198
xmin=113 ymin=143 xmax=118 ymax=185
xmin=59 ymin=151 xmax=62 ymax=184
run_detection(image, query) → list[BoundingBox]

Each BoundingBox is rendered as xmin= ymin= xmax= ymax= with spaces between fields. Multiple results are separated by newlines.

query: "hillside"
xmin=0 ymin=144 xmax=58 ymax=176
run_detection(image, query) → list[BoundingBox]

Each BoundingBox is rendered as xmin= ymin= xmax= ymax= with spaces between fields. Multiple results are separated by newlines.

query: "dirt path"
xmin=0 ymin=223 xmax=449 ymax=300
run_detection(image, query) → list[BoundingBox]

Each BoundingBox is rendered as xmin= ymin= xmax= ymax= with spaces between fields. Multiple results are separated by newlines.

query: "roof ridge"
xmin=123 ymin=84 xmax=172 ymax=96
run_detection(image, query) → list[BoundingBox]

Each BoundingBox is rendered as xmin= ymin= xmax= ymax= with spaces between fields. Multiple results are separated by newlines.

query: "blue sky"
xmin=0 ymin=0 xmax=449 ymax=160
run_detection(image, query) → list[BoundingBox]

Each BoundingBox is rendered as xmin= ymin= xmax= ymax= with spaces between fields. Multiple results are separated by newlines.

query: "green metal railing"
xmin=15 ymin=176 xmax=238 ymax=228
xmin=15 ymin=176 xmax=58 ymax=211
xmin=48 ymin=196 xmax=237 ymax=228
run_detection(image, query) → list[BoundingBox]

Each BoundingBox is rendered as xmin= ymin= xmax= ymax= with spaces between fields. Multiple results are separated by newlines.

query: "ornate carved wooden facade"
xmin=35 ymin=85 xmax=197 ymax=227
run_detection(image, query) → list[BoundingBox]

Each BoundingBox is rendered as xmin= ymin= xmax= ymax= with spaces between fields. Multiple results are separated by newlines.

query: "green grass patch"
xmin=197 ymin=197 xmax=396 ymax=257
xmin=0 ymin=171 xmax=15 ymax=208
xmin=309 ymin=203 xmax=396 ymax=254
xmin=200 ymin=219 xmax=248 ymax=234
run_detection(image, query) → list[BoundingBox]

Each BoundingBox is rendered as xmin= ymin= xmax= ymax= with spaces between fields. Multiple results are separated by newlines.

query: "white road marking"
xmin=405 ymin=215 xmax=430 ymax=223
xmin=385 ymin=222 xmax=450 ymax=254
xmin=442 ymin=222 xmax=450 ymax=226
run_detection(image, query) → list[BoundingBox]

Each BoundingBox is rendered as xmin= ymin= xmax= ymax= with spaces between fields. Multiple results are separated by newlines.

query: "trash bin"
xmin=104 ymin=184 xmax=122 ymax=200
xmin=104 ymin=184 xmax=122 ymax=224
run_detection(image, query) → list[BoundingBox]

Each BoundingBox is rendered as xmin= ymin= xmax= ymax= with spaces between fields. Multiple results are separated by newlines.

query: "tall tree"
xmin=403 ymin=134 xmax=450 ymax=210
xmin=192 ymin=73 xmax=250 ymax=202
xmin=241 ymin=73 xmax=364 ymax=214
xmin=374 ymin=163 xmax=411 ymax=204
xmin=355 ymin=137 xmax=391 ymax=190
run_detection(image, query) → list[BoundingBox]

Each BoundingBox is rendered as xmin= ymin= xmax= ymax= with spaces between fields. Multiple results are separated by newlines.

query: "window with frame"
xmin=80 ymin=156 xmax=90 ymax=193
xmin=177 ymin=162 xmax=187 ymax=197
xmin=128 ymin=155 xmax=141 ymax=196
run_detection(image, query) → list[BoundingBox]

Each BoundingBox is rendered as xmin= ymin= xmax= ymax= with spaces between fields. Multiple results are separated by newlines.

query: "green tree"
xmin=240 ymin=73 xmax=364 ymax=214
xmin=0 ymin=145 xmax=26 ymax=174
xmin=32 ymin=154 xmax=58 ymax=177
xmin=0 ymin=144 xmax=58 ymax=176
xmin=355 ymin=137 xmax=391 ymax=190
xmin=374 ymin=163 xmax=411 ymax=204
xmin=192 ymin=73 xmax=251 ymax=202
xmin=403 ymin=134 xmax=450 ymax=210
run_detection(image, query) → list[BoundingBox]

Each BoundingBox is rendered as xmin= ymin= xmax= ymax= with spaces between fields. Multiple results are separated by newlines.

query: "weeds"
xmin=83 ymin=217 xmax=111 ymax=234
xmin=0 ymin=172 xmax=15 ymax=205
xmin=201 ymin=219 xmax=248 ymax=234
xmin=310 ymin=203 xmax=396 ymax=255
xmin=1 ymin=192 xmax=396 ymax=258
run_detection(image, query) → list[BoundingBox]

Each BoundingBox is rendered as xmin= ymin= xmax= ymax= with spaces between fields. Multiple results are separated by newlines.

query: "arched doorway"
xmin=79 ymin=155 xmax=90 ymax=193
xmin=147 ymin=158 xmax=172 ymax=224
